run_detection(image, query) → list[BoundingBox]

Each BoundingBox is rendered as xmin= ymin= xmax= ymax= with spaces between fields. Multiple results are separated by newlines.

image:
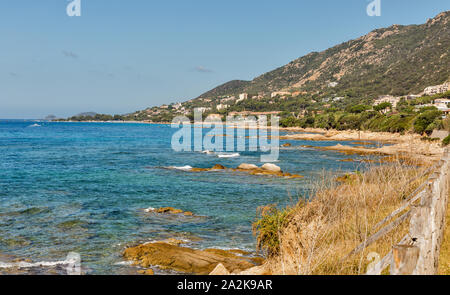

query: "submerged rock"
xmin=146 ymin=207 xmax=194 ymax=216
xmin=123 ymin=242 xmax=262 ymax=275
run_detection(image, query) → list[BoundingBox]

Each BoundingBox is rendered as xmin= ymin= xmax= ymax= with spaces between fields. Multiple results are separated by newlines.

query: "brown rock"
xmin=155 ymin=207 xmax=184 ymax=214
xmin=123 ymin=242 xmax=257 ymax=275
xmin=281 ymin=143 xmax=292 ymax=147
xmin=339 ymin=158 xmax=355 ymax=162
xmin=209 ymin=263 xmax=230 ymax=275
xmin=237 ymin=163 xmax=259 ymax=170
xmin=148 ymin=207 xmax=195 ymax=216
xmin=161 ymin=238 xmax=185 ymax=246
xmin=211 ymin=164 xmax=226 ymax=170
xmin=137 ymin=269 xmax=154 ymax=275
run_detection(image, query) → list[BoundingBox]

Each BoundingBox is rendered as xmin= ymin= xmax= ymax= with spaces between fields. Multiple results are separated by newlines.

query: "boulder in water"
xmin=237 ymin=163 xmax=259 ymax=170
xmin=261 ymin=163 xmax=282 ymax=173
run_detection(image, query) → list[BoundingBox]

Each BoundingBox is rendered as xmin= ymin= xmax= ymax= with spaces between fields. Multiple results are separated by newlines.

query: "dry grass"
xmin=258 ymin=158 xmax=434 ymax=275
xmin=438 ymin=190 xmax=450 ymax=275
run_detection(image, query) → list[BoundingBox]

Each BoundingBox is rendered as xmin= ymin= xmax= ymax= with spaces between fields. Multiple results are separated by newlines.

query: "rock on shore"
xmin=123 ymin=242 xmax=263 ymax=275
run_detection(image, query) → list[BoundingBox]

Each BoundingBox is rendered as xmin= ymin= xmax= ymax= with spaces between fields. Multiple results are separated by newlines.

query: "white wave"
xmin=144 ymin=207 xmax=156 ymax=212
xmin=217 ymin=153 xmax=240 ymax=158
xmin=169 ymin=165 xmax=193 ymax=171
xmin=201 ymin=150 xmax=214 ymax=155
xmin=0 ymin=258 xmax=77 ymax=269
xmin=27 ymin=123 xmax=41 ymax=128
xmin=113 ymin=261 xmax=134 ymax=266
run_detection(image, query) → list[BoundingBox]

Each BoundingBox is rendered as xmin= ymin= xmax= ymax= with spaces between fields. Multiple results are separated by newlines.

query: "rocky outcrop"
xmin=209 ymin=263 xmax=231 ymax=275
xmin=281 ymin=143 xmax=292 ymax=147
xmin=137 ymin=269 xmax=154 ymax=275
xmin=237 ymin=163 xmax=259 ymax=170
xmin=186 ymin=163 xmax=303 ymax=179
xmin=123 ymin=242 xmax=262 ymax=275
xmin=261 ymin=163 xmax=281 ymax=172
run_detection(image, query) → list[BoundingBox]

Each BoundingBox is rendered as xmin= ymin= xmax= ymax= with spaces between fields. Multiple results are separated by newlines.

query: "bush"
xmin=252 ymin=205 xmax=293 ymax=256
xmin=443 ymin=135 xmax=450 ymax=146
xmin=413 ymin=110 xmax=443 ymax=135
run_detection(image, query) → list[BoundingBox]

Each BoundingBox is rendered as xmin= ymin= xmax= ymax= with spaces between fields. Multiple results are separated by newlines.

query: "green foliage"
xmin=374 ymin=102 xmax=392 ymax=113
xmin=348 ymin=104 xmax=372 ymax=114
xmin=252 ymin=205 xmax=293 ymax=256
xmin=280 ymin=117 xmax=300 ymax=127
xmin=413 ymin=110 xmax=443 ymax=135
xmin=443 ymin=135 xmax=450 ymax=146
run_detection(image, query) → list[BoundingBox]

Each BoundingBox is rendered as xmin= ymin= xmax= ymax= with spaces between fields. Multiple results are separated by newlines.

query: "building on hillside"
xmin=271 ymin=91 xmax=291 ymax=98
xmin=373 ymin=95 xmax=401 ymax=108
xmin=194 ymin=107 xmax=211 ymax=113
xmin=433 ymin=98 xmax=450 ymax=116
xmin=216 ymin=104 xmax=229 ymax=111
xmin=404 ymin=94 xmax=421 ymax=100
xmin=332 ymin=96 xmax=344 ymax=102
xmin=221 ymin=97 xmax=235 ymax=103
xmin=173 ymin=103 xmax=182 ymax=109
xmin=239 ymin=93 xmax=248 ymax=100
xmin=228 ymin=111 xmax=281 ymax=118
xmin=206 ymin=114 xmax=222 ymax=121
xmin=424 ymin=82 xmax=450 ymax=96
xmin=328 ymin=82 xmax=338 ymax=88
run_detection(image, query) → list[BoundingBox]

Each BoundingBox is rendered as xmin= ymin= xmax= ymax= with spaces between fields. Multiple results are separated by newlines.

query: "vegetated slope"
xmin=198 ymin=11 xmax=450 ymax=100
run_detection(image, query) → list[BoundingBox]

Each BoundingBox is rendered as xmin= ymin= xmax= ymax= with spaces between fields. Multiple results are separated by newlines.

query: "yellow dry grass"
xmin=262 ymin=159 xmax=434 ymax=275
xmin=438 ymin=191 xmax=450 ymax=275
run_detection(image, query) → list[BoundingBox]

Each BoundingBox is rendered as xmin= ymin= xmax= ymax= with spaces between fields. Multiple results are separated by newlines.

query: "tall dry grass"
xmin=258 ymin=158 xmax=434 ymax=275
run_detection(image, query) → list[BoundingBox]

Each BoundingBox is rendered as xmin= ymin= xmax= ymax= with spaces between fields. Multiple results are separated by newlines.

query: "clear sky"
xmin=0 ymin=0 xmax=449 ymax=119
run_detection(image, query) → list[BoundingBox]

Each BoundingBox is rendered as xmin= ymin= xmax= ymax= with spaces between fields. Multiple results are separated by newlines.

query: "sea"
xmin=0 ymin=120 xmax=382 ymax=274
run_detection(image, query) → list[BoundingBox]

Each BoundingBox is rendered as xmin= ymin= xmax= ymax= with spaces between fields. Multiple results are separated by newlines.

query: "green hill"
xmin=198 ymin=11 xmax=450 ymax=101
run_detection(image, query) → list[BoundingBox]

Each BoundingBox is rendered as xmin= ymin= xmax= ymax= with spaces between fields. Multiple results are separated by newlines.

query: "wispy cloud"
xmin=62 ymin=50 xmax=79 ymax=59
xmin=9 ymin=72 xmax=19 ymax=77
xmin=194 ymin=66 xmax=213 ymax=73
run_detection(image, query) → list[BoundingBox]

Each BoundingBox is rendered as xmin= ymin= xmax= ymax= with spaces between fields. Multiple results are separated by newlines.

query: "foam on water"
xmin=217 ymin=153 xmax=240 ymax=158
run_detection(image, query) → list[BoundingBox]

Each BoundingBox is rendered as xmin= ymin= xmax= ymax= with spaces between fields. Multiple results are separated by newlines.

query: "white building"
xmin=328 ymin=82 xmax=338 ymax=88
xmin=239 ymin=93 xmax=248 ymax=100
xmin=195 ymin=107 xmax=211 ymax=113
xmin=373 ymin=95 xmax=401 ymax=108
xmin=424 ymin=82 xmax=450 ymax=96
xmin=216 ymin=104 xmax=229 ymax=111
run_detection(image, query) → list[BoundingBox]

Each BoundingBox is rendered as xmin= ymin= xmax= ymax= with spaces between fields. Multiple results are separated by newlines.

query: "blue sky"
xmin=0 ymin=0 xmax=449 ymax=119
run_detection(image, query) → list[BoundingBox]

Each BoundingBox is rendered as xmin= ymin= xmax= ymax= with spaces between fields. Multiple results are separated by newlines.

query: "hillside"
xmin=64 ymin=11 xmax=450 ymax=124
xmin=198 ymin=11 xmax=450 ymax=100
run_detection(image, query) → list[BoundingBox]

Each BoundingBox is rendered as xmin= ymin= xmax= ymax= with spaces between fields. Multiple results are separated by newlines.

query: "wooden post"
xmin=390 ymin=245 xmax=420 ymax=275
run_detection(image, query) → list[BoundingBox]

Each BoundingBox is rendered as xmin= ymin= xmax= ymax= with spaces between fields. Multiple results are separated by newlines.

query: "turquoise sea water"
xmin=0 ymin=120 xmax=379 ymax=274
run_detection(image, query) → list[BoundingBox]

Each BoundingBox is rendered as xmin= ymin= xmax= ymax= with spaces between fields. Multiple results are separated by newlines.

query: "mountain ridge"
xmin=196 ymin=11 xmax=449 ymax=100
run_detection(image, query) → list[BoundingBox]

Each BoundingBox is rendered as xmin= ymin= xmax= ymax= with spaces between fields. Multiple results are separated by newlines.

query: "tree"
xmin=413 ymin=110 xmax=443 ymax=135
xmin=374 ymin=102 xmax=392 ymax=113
